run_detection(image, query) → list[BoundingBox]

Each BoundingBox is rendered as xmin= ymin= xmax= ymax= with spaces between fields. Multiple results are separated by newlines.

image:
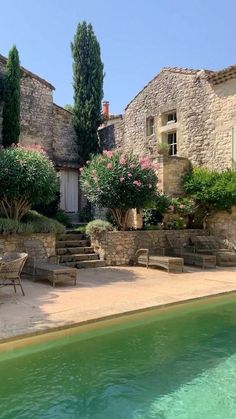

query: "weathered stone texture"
xmin=91 ymin=229 xmax=204 ymax=266
xmin=207 ymin=206 xmax=236 ymax=248
xmin=98 ymin=117 xmax=124 ymax=150
xmin=100 ymin=68 xmax=236 ymax=172
xmin=0 ymin=233 xmax=55 ymax=258
xmin=0 ymin=56 xmax=78 ymax=166
xmin=52 ymin=104 xmax=78 ymax=165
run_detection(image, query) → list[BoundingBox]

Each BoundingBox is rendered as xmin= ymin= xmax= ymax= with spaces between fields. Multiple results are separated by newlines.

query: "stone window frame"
xmin=167 ymin=131 xmax=177 ymax=156
xmin=161 ymin=109 xmax=177 ymax=126
xmin=146 ymin=116 xmax=155 ymax=137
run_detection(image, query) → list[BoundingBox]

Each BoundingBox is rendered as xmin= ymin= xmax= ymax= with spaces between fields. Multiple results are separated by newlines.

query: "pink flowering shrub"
xmin=0 ymin=145 xmax=59 ymax=220
xmin=80 ymin=150 xmax=158 ymax=229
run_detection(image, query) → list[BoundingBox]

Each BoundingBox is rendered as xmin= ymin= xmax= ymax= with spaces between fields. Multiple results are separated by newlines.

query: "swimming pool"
xmin=0 ymin=296 xmax=236 ymax=418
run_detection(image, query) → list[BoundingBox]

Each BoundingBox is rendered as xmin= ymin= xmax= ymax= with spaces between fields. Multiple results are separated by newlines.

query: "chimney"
xmin=102 ymin=101 xmax=109 ymax=118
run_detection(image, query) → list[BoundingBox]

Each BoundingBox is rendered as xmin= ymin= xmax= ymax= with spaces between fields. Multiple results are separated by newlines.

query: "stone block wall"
xmin=0 ymin=233 xmax=56 ymax=259
xmin=100 ymin=67 xmax=236 ymax=172
xmin=91 ymin=229 xmax=204 ymax=266
xmin=157 ymin=155 xmax=191 ymax=195
xmin=52 ymin=104 xmax=78 ymax=166
xmin=207 ymin=206 xmax=236 ymax=248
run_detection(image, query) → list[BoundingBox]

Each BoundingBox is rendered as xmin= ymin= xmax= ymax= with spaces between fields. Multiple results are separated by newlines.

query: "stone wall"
xmin=91 ymin=229 xmax=204 ymax=266
xmin=52 ymin=104 xmax=78 ymax=166
xmin=0 ymin=233 xmax=56 ymax=259
xmin=100 ymin=67 xmax=236 ymax=172
xmin=207 ymin=206 xmax=236 ymax=248
xmin=0 ymin=55 xmax=78 ymax=166
xmin=157 ymin=155 xmax=191 ymax=195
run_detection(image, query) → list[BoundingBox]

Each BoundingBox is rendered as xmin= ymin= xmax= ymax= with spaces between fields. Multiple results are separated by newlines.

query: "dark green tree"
xmin=71 ymin=21 xmax=104 ymax=163
xmin=2 ymin=45 xmax=21 ymax=147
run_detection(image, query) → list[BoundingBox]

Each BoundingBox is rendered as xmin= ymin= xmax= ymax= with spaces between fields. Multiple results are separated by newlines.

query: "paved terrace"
xmin=0 ymin=266 xmax=236 ymax=342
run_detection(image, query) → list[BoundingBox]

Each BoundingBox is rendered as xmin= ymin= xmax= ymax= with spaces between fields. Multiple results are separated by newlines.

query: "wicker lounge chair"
xmin=0 ymin=252 xmax=28 ymax=296
xmin=24 ymin=240 xmax=77 ymax=287
xmin=135 ymin=248 xmax=184 ymax=273
xmin=191 ymin=235 xmax=236 ymax=266
xmin=165 ymin=234 xmax=216 ymax=269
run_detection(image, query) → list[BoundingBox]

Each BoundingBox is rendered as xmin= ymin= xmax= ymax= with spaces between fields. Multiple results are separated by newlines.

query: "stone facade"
xmin=0 ymin=54 xmax=80 ymax=213
xmin=0 ymin=233 xmax=55 ymax=258
xmin=91 ymin=229 xmax=204 ymax=266
xmin=0 ymin=54 xmax=78 ymax=166
xmin=99 ymin=65 xmax=236 ymax=177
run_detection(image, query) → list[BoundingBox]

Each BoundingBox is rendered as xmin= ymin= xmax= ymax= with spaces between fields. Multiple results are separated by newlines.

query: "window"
xmin=167 ymin=111 xmax=177 ymax=124
xmin=146 ymin=116 xmax=154 ymax=136
xmin=167 ymin=132 xmax=177 ymax=156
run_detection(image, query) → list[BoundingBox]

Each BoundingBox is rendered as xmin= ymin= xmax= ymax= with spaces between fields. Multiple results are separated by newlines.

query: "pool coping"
xmin=1 ymin=289 xmax=236 ymax=353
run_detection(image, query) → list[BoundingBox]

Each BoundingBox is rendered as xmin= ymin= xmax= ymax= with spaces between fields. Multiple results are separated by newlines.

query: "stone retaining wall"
xmin=0 ymin=233 xmax=56 ymax=259
xmin=91 ymin=229 xmax=205 ymax=266
xmin=207 ymin=206 xmax=236 ymax=249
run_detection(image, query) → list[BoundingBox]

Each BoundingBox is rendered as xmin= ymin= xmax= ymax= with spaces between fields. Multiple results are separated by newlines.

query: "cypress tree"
xmin=71 ymin=22 xmax=104 ymax=163
xmin=2 ymin=45 xmax=21 ymax=147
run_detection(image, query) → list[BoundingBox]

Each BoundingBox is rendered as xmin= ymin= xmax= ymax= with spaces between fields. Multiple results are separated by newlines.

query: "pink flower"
xmin=179 ymin=204 xmax=185 ymax=209
xmin=119 ymin=157 xmax=126 ymax=165
xmin=128 ymin=173 xmax=132 ymax=177
xmin=93 ymin=176 xmax=98 ymax=182
xmin=130 ymin=164 xmax=135 ymax=169
xmin=120 ymin=177 xmax=125 ymax=182
xmin=86 ymin=160 xmax=91 ymax=164
xmin=103 ymin=150 xmax=113 ymax=158
xmin=133 ymin=180 xmax=141 ymax=187
xmin=79 ymin=168 xmax=84 ymax=172
xmin=107 ymin=163 xmax=113 ymax=169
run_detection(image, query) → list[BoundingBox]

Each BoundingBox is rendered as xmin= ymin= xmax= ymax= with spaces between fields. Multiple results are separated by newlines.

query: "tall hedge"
xmin=71 ymin=21 xmax=104 ymax=163
xmin=2 ymin=45 xmax=21 ymax=147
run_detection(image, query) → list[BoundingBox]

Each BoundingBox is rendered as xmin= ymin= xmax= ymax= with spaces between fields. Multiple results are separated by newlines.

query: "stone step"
xmin=59 ymin=254 xmax=99 ymax=263
xmin=56 ymin=240 xmax=90 ymax=248
xmin=58 ymin=233 xmax=84 ymax=241
xmin=76 ymin=260 xmax=106 ymax=269
xmin=60 ymin=260 xmax=106 ymax=268
xmin=56 ymin=246 xmax=95 ymax=255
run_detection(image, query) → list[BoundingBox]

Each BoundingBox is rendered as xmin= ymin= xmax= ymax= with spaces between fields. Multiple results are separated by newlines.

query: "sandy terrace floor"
xmin=0 ymin=265 xmax=236 ymax=341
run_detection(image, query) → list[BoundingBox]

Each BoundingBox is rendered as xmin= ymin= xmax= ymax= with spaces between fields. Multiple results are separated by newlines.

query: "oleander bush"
xmin=80 ymin=150 xmax=158 ymax=230
xmin=0 ymin=145 xmax=59 ymax=220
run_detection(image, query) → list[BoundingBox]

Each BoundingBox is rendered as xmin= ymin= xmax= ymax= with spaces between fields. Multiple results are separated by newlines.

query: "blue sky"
xmin=1 ymin=0 xmax=236 ymax=114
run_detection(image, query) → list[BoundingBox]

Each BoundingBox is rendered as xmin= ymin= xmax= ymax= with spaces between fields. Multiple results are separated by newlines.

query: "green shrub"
xmin=143 ymin=194 xmax=170 ymax=226
xmin=86 ymin=219 xmax=113 ymax=237
xmin=80 ymin=150 xmax=158 ymax=229
xmin=0 ymin=145 xmax=59 ymax=220
xmin=182 ymin=168 xmax=236 ymax=210
xmin=79 ymin=202 xmax=93 ymax=222
xmin=52 ymin=210 xmax=72 ymax=227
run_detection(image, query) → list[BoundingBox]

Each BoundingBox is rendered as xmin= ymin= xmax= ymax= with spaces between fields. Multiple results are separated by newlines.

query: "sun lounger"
xmin=24 ymin=240 xmax=77 ymax=287
xmin=135 ymin=248 xmax=184 ymax=273
xmin=191 ymin=235 xmax=236 ymax=267
xmin=165 ymin=234 xmax=216 ymax=269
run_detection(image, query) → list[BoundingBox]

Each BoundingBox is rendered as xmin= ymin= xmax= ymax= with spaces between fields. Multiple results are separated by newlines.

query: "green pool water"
xmin=1 ymin=296 xmax=236 ymax=419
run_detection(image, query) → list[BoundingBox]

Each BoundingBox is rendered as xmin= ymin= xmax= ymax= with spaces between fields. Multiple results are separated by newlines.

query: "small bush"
xmin=86 ymin=219 xmax=113 ymax=237
xmin=143 ymin=194 xmax=170 ymax=226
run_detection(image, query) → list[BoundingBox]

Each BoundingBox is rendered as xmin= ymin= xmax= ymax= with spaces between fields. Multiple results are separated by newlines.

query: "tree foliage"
xmin=2 ymin=45 xmax=21 ymax=147
xmin=182 ymin=167 xmax=236 ymax=211
xmin=71 ymin=21 xmax=104 ymax=163
xmin=0 ymin=145 xmax=59 ymax=220
xmin=80 ymin=150 xmax=158 ymax=229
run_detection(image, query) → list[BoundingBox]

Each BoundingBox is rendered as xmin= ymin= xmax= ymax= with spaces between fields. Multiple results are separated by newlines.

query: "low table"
xmin=181 ymin=252 xmax=216 ymax=269
xmin=138 ymin=255 xmax=184 ymax=273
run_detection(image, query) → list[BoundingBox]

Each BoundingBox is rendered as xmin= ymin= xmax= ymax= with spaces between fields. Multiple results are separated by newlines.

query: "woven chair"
xmin=0 ymin=252 xmax=28 ymax=296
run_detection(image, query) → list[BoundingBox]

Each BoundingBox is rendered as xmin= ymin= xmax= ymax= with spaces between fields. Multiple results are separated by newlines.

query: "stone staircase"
xmin=56 ymin=231 xmax=106 ymax=269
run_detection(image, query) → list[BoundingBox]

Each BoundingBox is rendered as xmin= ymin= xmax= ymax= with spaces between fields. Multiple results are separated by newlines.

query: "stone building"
xmin=99 ymin=65 xmax=236 ymax=195
xmin=0 ymin=54 xmax=80 ymax=213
